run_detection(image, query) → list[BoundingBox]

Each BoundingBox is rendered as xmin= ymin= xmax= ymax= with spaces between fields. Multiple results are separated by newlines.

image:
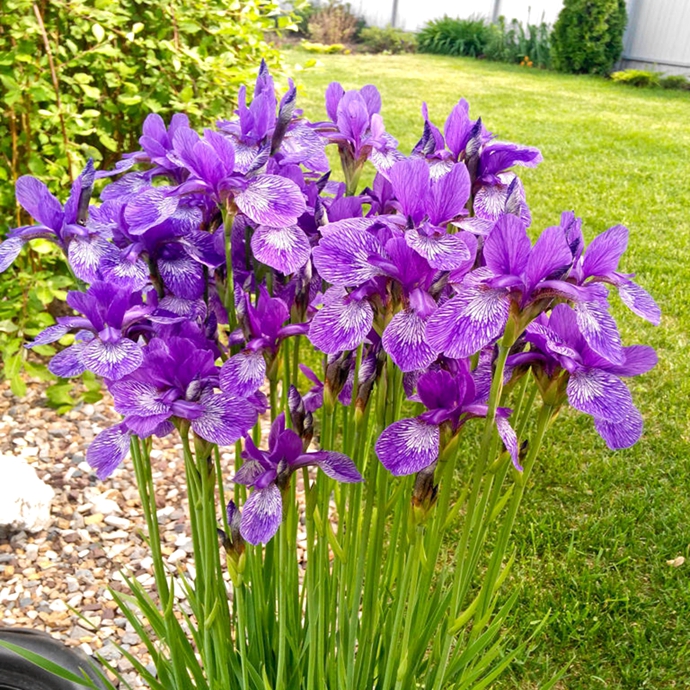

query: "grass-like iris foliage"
xmin=0 ymin=59 xmax=660 ymax=689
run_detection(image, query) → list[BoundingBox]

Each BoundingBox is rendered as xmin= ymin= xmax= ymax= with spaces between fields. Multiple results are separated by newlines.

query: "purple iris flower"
xmin=375 ymin=363 xmax=520 ymax=476
xmin=101 ymin=198 xmax=224 ymax=298
xmin=476 ymin=141 xmax=542 ymax=187
xmin=233 ymin=413 xmax=362 ymax=544
xmin=167 ymin=126 xmax=307 ymax=228
xmin=27 ymin=282 xmax=155 ymax=380
xmin=457 ymin=174 xmax=531 ymax=236
xmin=311 ymin=221 xmax=444 ymax=370
xmin=537 ymin=215 xmax=661 ymax=363
xmin=217 ymin=61 xmax=327 ymax=173
xmin=411 ymin=99 xmax=494 ymax=178
xmin=410 ymin=100 xmax=488 ymax=180
xmin=86 ymin=334 xmax=258 ymax=479
xmin=220 ymin=287 xmax=308 ymax=397
xmin=0 ymin=161 xmax=110 ymax=282
xmin=317 ymin=82 xmax=402 ymax=178
xmin=96 ymin=113 xmax=194 ymax=181
xmin=426 ymin=214 xmax=574 ymax=359
xmin=388 ymin=158 xmax=476 ymax=272
xmin=522 ymin=303 xmax=657 ymax=449
xmin=249 ymin=216 xmax=313 ymax=275
xmin=410 ymin=100 xmax=540 ymax=224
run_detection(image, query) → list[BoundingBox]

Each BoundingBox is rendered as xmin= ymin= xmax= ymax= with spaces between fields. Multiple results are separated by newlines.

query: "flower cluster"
xmin=1 ymin=61 xmax=659 ymax=545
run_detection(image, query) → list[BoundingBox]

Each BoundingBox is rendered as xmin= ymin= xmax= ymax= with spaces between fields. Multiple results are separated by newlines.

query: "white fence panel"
xmin=352 ymin=0 xmax=563 ymax=31
xmin=622 ymin=0 xmax=690 ymax=74
xmin=492 ymin=0 xmax=563 ymax=25
xmin=349 ymin=0 xmax=690 ymax=72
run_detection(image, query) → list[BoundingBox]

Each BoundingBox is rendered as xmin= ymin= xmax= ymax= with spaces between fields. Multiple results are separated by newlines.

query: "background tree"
xmin=551 ymin=0 xmax=627 ymax=74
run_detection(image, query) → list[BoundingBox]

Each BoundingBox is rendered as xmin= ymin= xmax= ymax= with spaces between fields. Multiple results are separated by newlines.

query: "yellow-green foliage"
xmin=301 ymin=40 xmax=346 ymax=53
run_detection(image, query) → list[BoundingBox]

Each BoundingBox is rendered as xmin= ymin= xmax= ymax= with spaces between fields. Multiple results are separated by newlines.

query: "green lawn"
xmin=291 ymin=51 xmax=690 ymax=689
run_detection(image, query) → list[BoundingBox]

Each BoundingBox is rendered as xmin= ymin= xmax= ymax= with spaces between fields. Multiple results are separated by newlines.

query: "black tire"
xmin=0 ymin=628 xmax=108 ymax=690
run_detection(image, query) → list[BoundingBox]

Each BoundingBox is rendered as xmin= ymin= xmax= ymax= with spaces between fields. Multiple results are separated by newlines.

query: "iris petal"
xmin=375 ymin=418 xmax=440 ymax=476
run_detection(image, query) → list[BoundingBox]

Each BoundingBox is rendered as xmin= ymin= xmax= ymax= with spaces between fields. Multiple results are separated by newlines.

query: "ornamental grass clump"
xmin=0 ymin=61 xmax=659 ymax=689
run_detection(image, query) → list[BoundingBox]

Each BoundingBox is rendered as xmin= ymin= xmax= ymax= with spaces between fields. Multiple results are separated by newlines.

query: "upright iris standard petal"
xmin=359 ymin=84 xmax=382 ymax=117
xmin=389 ymin=158 xmax=429 ymax=224
xmin=428 ymin=162 xmax=470 ymax=226
xmin=566 ymin=368 xmax=633 ymax=422
xmin=240 ymin=484 xmax=283 ymax=545
xmin=309 ymin=296 xmax=373 ymax=354
xmin=382 ymin=309 xmax=438 ymax=372
xmin=336 ymin=91 xmax=371 ymax=147
xmin=524 ymin=224 xmax=573 ymax=290
xmin=235 ymin=175 xmax=306 ymax=227
xmin=444 ymin=99 xmax=473 ymax=159
xmin=375 ymin=418 xmax=440 ymax=476
xmin=581 ymin=225 xmax=628 ymax=278
xmin=15 ymin=176 xmax=64 ymax=229
xmin=483 ymin=214 xmax=531 ymax=278
xmin=325 ymin=82 xmax=345 ymax=122
xmin=220 ymin=350 xmax=267 ymax=398
xmin=251 ymin=225 xmax=311 ymax=274
xmin=81 ymin=338 xmax=144 ymax=380
xmin=191 ymin=390 xmax=257 ymax=446
xmin=426 ymin=285 xmax=510 ymax=359
xmin=87 ymin=423 xmax=132 ymax=480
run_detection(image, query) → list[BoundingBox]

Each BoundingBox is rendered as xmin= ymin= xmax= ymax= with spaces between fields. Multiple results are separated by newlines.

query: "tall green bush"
xmin=551 ymin=0 xmax=627 ymax=74
xmin=417 ymin=16 xmax=490 ymax=58
xmin=0 ymin=0 xmax=295 ymax=396
xmin=359 ymin=26 xmax=417 ymax=54
xmin=484 ymin=17 xmax=551 ymax=68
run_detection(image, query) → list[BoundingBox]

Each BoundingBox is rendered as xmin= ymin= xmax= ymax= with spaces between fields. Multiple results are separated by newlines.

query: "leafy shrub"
xmin=0 ymin=247 xmax=68 ymax=398
xmin=307 ymin=0 xmax=364 ymax=45
xmin=0 ymin=0 xmax=293 ymax=212
xmin=0 ymin=0 xmax=295 ymax=396
xmin=611 ymin=69 xmax=660 ymax=87
xmin=660 ymin=74 xmax=690 ymax=90
xmin=293 ymin=0 xmax=318 ymax=37
xmin=551 ymin=0 xmax=627 ymax=74
xmin=484 ymin=17 xmax=551 ymax=68
xmin=359 ymin=26 xmax=417 ymax=54
xmin=417 ymin=16 xmax=490 ymax=58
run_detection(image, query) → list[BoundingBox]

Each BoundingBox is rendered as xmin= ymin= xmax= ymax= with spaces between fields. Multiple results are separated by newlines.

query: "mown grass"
xmin=290 ymin=51 xmax=690 ymax=689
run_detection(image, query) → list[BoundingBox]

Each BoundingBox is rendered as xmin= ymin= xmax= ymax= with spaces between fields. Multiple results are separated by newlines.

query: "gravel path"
xmin=0 ymin=377 xmax=278 ymax=687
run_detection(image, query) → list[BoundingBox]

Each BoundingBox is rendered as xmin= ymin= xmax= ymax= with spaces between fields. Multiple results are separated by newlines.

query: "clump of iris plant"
xmin=0 ymin=60 xmax=659 ymax=690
